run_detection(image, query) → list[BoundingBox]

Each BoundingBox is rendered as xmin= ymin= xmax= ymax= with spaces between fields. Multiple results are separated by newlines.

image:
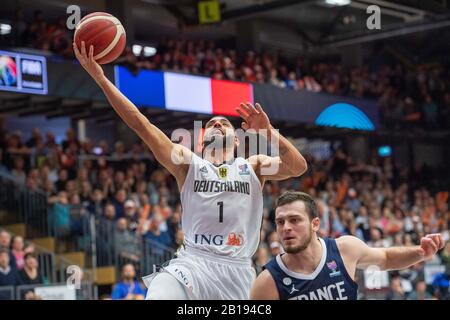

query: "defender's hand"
xmin=417 ymin=233 xmax=445 ymax=260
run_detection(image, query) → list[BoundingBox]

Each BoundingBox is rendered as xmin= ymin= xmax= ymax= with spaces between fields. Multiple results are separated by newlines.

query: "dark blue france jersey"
xmin=264 ymin=238 xmax=358 ymax=300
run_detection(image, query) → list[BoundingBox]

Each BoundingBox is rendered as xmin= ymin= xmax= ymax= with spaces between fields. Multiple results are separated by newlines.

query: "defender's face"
xmin=275 ymin=201 xmax=319 ymax=254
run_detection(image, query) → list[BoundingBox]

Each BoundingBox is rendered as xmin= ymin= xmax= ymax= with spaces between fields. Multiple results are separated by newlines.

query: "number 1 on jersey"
xmin=217 ymin=201 xmax=224 ymax=223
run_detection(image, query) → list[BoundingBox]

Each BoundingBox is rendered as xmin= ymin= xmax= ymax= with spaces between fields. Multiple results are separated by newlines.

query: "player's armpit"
xmin=248 ymin=154 xmax=299 ymax=182
xmin=250 ymin=270 xmax=279 ymax=300
xmin=132 ymin=117 xmax=192 ymax=185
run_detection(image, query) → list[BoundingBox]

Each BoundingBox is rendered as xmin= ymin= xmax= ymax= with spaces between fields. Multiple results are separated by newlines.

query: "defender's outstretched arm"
xmin=338 ymin=234 xmax=445 ymax=271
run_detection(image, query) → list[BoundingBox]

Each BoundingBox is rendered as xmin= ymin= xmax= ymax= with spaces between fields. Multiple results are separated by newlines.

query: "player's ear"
xmin=311 ymin=217 xmax=320 ymax=232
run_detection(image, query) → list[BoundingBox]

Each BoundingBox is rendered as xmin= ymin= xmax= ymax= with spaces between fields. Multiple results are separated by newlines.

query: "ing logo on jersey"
xmin=225 ymin=233 xmax=244 ymax=246
xmin=217 ymin=166 xmax=228 ymax=179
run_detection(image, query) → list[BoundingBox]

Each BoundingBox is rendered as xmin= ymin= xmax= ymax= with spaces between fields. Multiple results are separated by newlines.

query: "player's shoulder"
xmin=245 ymin=154 xmax=273 ymax=170
xmin=173 ymin=143 xmax=194 ymax=163
xmin=336 ymin=235 xmax=362 ymax=247
xmin=336 ymin=235 xmax=367 ymax=258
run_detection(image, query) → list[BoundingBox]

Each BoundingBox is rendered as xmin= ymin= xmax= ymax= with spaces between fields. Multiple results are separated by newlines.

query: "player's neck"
xmin=203 ymin=148 xmax=235 ymax=166
xmin=284 ymin=237 xmax=323 ymax=274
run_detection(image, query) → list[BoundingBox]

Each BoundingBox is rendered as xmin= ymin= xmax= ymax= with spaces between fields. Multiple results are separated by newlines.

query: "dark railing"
xmin=95 ymin=217 xmax=116 ymax=267
xmin=1 ymin=170 xmax=175 ymax=287
xmin=14 ymin=282 xmax=96 ymax=300
xmin=140 ymin=238 xmax=175 ymax=277
xmin=0 ymin=172 xmax=49 ymax=238
xmin=93 ymin=217 xmax=175 ymax=279
xmin=0 ymin=286 xmax=14 ymax=300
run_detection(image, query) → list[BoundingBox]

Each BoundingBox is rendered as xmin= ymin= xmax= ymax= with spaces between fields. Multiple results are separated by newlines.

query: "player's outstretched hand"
xmin=73 ymin=41 xmax=105 ymax=83
xmin=417 ymin=233 xmax=446 ymax=260
xmin=236 ymin=102 xmax=271 ymax=132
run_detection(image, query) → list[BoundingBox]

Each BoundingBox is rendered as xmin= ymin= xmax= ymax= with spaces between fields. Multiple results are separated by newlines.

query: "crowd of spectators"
xmin=5 ymin=11 xmax=450 ymax=131
xmin=0 ymin=230 xmax=46 ymax=299
xmin=1 ymin=125 xmax=449 ymax=299
xmin=1 ymin=9 xmax=450 ymax=299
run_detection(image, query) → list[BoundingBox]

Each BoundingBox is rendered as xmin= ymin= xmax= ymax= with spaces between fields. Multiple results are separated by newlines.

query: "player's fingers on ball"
xmin=73 ymin=43 xmax=82 ymax=58
xmin=81 ymin=41 xmax=87 ymax=56
xmin=89 ymin=45 xmax=94 ymax=61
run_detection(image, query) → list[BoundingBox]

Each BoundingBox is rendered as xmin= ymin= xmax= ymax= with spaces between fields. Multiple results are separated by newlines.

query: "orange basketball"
xmin=74 ymin=12 xmax=126 ymax=65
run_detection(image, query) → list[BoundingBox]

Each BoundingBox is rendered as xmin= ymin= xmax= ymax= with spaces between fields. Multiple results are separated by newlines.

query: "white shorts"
xmin=143 ymin=246 xmax=256 ymax=300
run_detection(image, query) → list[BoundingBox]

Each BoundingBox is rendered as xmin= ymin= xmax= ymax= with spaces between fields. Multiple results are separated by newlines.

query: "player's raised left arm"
xmin=338 ymin=234 xmax=446 ymax=272
xmin=237 ymin=103 xmax=307 ymax=181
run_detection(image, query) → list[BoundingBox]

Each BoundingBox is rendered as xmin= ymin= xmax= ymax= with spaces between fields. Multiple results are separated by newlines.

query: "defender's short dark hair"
xmin=275 ymin=191 xmax=318 ymax=221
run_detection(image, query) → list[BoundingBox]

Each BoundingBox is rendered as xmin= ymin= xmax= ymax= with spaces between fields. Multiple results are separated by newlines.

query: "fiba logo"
xmin=66 ymin=265 xmax=82 ymax=290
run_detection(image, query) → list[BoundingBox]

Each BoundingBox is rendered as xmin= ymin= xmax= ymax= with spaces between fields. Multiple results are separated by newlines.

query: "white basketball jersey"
xmin=180 ymin=153 xmax=263 ymax=261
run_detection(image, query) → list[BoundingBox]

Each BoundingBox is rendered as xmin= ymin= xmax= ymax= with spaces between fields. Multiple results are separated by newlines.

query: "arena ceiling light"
xmin=143 ymin=46 xmax=157 ymax=57
xmin=132 ymin=44 xmax=142 ymax=55
xmin=325 ymin=0 xmax=351 ymax=6
xmin=132 ymin=45 xmax=157 ymax=57
xmin=0 ymin=23 xmax=11 ymax=35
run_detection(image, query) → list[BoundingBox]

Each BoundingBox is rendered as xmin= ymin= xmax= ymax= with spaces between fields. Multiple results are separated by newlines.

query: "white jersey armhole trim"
xmin=180 ymin=152 xmax=199 ymax=194
xmin=276 ymin=238 xmax=327 ymax=280
xmin=244 ymin=157 xmax=262 ymax=190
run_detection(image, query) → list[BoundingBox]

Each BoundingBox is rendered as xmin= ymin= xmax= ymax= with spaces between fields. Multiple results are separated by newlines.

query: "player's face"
xmin=275 ymin=201 xmax=319 ymax=254
xmin=203 ymin=117 xmax=237 ymax=149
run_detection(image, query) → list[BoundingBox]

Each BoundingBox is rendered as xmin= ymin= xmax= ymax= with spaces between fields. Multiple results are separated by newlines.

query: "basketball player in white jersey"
xmin=73 ymin=42 xmax=308 ymax=299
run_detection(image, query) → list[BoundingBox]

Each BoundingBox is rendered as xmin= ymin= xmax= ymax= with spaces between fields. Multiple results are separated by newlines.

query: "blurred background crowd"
xmin=8 ymin=10 xmax=450 ymax=132
xmin=1 ymin=125 xmax=449 ymax=299
xmin=1 ymin=1 xmax=449 ymax=300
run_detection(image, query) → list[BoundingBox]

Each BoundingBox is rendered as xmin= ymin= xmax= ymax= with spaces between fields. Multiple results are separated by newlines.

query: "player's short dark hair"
xmin=275 ymin=191 xmax=318 ymax=221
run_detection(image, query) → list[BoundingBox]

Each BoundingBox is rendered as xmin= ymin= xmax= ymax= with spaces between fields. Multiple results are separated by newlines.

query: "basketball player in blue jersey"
xmin=73 ymin=42 xmax=307 ymax=299
xmin=250 ymin=191 xmax=446 ymax=300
